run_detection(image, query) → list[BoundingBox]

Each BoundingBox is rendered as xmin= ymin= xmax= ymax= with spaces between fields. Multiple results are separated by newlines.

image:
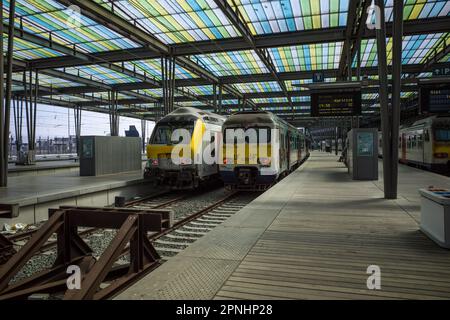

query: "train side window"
xmin=418 ymin=134 xmax=423 ymax=148
xmin=424 ymin=129 xmax=430 ymax=142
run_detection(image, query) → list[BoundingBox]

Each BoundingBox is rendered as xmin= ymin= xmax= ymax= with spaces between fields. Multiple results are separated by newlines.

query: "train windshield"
xmin=152 ymin=122 xmax=195 ymax=145
xmin=434 ymin=129 xmax=450 ymax=142
xmin=224 ymin=127 xmax=271 ymax=144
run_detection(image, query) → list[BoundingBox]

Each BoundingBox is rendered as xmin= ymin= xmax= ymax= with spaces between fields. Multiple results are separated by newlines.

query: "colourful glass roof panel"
xmin=12 ymin=72 xmax=84 ymax=89
xmin=42 ymin=94 xmax=92 ymax=102
xmin=232 ymin=81 xmax=281 ymax=93
xmin=121 ymin=60 xmax=196 ymax=81
xmin=251 ymin=97 xmax=288 ymax=103
xmin=57 ymin=65 xmax=140 ymax=85
xmin=4 ymin=36 xmax=65 ymax=60
xmin=3 ymin=0 xmax=140 ymax=54
xmin=191 ymin=51 xmax=269 ymax=76
xmin=385 ymin=0 xmax=450 ymax=21
xmin=357 ymin=33 xmax=449 ymax=67
xmin=94 ymin=0 xmax=239 ymax=44
xmin=270 ymin=42 xmax=343 ymax=72
xmin=231 ymin=0 xmax=349 ymax=34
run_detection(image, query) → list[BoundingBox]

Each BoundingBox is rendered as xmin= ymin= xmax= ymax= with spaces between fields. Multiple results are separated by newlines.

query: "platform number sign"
xmin=313 ymin=72 xmax=325 ymax=83
xmin=432 ymin=66 xmax=450 ymax=77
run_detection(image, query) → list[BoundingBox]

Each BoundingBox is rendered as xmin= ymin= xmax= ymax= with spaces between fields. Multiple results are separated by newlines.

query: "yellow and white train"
xmin=144 ymin=107 xmax=225 ymax=189
xmin=219 ymin=111 xmax=309 ymax=190
xmin=379 ymin=116 xmax=450 ymax=173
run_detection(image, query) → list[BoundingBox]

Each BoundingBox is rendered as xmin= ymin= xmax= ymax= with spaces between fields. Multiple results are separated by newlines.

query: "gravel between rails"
xmin=169 ymin=188 xmax=231 ymax=220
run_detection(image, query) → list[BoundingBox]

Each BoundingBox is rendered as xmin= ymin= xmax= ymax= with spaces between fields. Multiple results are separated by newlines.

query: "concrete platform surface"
xmin=8 ymin=160 xmax=79 ymax=173
xmin=0 ymin=170 xmax=146 ymax=206
xmin=116 ymin=152 xmax=450 ymax=300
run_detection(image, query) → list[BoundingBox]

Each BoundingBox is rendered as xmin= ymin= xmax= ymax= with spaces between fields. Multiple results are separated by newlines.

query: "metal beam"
xmin=23 ymin=63 xmax=447 ymax=97
xmin=338 ymin=0 xmax=361 ymax=79
xmin=55 ymin=0 xmax=245 ymax=102
xmin=213 ymin=0 xmax=289 ymax=110
xmin=17 ymin=16 xmax=450 ymax=71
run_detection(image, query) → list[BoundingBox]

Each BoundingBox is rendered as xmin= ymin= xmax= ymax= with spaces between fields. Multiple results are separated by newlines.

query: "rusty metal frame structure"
xmin=0 ymin=207 xmax=171 ymax=300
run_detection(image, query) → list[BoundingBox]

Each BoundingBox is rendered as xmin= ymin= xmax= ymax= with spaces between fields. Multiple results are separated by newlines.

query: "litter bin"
xmin=419 ymin=188 xmax=450 ymax=248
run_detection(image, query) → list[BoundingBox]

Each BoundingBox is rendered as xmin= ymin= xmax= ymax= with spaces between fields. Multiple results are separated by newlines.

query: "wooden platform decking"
xmin=215 ymin=153 xmax=450 ymax=300
xmin=117 ymin=152 xmax=450 ymax=300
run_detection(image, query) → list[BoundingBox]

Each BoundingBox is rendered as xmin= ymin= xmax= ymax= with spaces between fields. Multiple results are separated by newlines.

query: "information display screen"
xmin=420 ymin=85 xmax=450 ymax=113
xmin=311 ymin=91 xmax=361 ymax=117
xmin=82 ymin=137 xmax=93 ymax=159
xmin=357 ymin=132 xmax=374 ymax=157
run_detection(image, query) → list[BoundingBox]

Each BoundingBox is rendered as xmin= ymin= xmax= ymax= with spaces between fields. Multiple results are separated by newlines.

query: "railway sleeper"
xmin=183 ymin=225 xmax=213 ymax=231
xmin=175 ymin=230 xmax=208 ymax=236
xmin=189 ymin=221 xmax=218 ymax=226
xmin=154 ymin=240 xmax=191 ymax=247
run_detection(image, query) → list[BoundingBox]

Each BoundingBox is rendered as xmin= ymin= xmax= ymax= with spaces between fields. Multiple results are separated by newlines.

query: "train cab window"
xmin=151 ymin=122 xmax=195 ymax=145
xmin=152 ymin=126 xmax=171 ymax=144
xmin=224 ymin=127 xmax=271 ymax=144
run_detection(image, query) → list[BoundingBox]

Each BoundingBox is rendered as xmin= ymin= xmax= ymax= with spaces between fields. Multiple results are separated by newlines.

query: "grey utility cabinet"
xmin=80 ymin=136 xmax=141 ymax=176
xmin=346 ymin=128 xmax=378 ymax=180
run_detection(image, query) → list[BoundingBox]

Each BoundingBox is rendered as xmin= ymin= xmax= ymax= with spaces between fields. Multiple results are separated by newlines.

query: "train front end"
xmin=219 ymin=112 xmax=278 ymax=191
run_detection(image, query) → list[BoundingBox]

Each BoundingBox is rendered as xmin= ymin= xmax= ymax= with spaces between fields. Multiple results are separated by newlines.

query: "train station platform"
xmin=116 ymin=151 xmax=450 ymax=300
xmin=8 ymin=160 xmax=79 ymax=177
xmin=7 ymin=156 xmax=148 ymax=177
xmin=0 ymin=170 xmax=155 ymax=225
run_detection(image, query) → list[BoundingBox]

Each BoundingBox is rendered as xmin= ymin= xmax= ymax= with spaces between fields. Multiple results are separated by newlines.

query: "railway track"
xmin=0 ymin=188 xmax=260 ymax=299
xmin=150 ymin=192 xmax=258 ymax=259
xmin=2 ymin=190 xmax=186 ymax=252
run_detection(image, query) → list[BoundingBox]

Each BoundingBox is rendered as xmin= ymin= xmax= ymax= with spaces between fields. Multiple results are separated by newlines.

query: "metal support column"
xmin=140 ymin=119 xmax=146 ymax=153
xmin=357 ymin=46 xmax=361 ymax=81
xmin=347 ymin=45 xmax=352 ymax=81
xmin=0 ymin=0 xmax=16 ymax=185
xmin=161 ymin=55 xmax=175 ymax=115
xmin=12 ymin=96 xmax=24 ymax=159
xmin=375 ymin=0 xmax=393 ymax=199
xmin=390 ymin=0 xmax=403 ymax=199
xmin=74 ymin=105 xmax=82 ymax=157
xmin=108 ymin=91 xmax=119 ymax=136
xmin=0 ymin=1 xmax=4 ymax=186
xmin=335 ymin=126 xmax=339 ymax=155
xmin=218 ymin=84 xmax=223 ymax=114
xmin=213 ymin=83 xmax=217 ymax=113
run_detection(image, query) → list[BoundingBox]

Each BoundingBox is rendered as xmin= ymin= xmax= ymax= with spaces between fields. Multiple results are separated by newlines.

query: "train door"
xmin=287 ymin=132 xmax=291 ymax=170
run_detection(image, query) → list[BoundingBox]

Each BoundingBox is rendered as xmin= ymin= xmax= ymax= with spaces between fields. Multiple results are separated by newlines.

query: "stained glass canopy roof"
xmin=2 ymin=0 xmax=449 ymax=119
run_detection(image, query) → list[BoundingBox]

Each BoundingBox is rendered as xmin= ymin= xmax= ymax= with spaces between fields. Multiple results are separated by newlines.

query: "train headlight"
xmin=258 ymin=157 xmax=272 ymax=166
xmin=223 ymin=158 xmax=233 ymax=165
xmin=434 ymin=153 xmax=448 ymax=159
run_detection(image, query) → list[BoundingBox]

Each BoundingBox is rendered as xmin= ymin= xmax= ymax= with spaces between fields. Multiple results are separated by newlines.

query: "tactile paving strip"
xmin=154 ymin=257 xmax=240 ymax=300
xmin=180 ymin=226 xmax=265 ymax=261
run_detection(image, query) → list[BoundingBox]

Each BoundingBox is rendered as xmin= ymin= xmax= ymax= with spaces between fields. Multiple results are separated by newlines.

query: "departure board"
xmin=311 ymin=91 xmax=361 ymax=117
xmin=420 ymin=85 xmax=450 ymax=113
